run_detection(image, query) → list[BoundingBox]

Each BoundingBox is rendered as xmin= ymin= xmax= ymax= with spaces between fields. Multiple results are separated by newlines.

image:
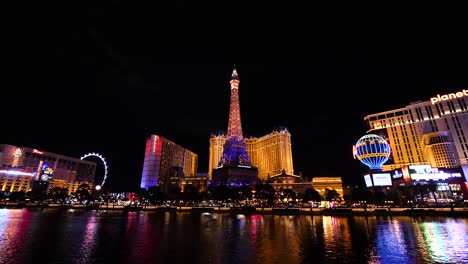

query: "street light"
xmin=95 ymin=185 xmax=102 ymax=203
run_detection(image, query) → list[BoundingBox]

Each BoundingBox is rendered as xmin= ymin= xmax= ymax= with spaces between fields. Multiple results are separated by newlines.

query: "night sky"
xmin=4 ymin=3 xmax=468 ymax=191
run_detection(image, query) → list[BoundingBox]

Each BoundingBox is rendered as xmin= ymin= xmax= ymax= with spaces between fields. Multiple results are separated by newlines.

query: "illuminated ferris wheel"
xmin=80 ymin=152 xmax=108 ymax=187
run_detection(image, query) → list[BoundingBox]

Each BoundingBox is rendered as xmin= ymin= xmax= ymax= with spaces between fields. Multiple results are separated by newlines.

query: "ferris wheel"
xmin=80 ymin=152 xmax=108 ymax=187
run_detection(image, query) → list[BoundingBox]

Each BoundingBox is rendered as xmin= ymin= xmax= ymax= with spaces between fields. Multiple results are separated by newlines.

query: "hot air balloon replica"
xmin=353 ymin=134 xmax=391 ymax=172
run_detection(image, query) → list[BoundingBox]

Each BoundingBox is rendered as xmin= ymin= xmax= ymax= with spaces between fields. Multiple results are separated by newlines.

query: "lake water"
xmin=1 ymin=208 xmax=467 ymax=264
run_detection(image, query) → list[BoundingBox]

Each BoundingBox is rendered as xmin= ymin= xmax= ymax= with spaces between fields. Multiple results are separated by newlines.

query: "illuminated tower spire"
xmin=226 ymin=65 xmax=243 ymax=141
xmin=218 ymin=65 xmax=252 ymax=166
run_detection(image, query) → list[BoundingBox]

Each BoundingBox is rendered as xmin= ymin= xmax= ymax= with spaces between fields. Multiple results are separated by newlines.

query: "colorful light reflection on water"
xmin=0 ymin=209 xmax=467 ymax=264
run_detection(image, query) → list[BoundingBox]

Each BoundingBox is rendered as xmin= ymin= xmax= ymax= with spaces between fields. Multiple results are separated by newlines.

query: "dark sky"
xmin=4 ymin=3 xmax=468 ymax=191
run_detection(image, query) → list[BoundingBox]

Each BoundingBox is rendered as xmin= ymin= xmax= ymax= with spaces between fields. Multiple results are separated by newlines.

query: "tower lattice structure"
xmin=218 ymin=66 xmax=252 ymax=167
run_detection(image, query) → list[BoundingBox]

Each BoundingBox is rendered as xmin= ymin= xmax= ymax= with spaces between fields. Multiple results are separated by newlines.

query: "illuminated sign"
xmin=43 ymin=167 xmax=54 ymax=175
xmin=36 ymin=160 xmax=43 ymax=180
xmin=14 ymin=147 xmax=22 ymax=158
xmin=408 ymin=165 xmax=462 ymax=181
xmin=430 ymin=90 xmax=468 ymax=104
xmin=41 ymin=174 xmax=51 ymax=181
xmin=42 ymin=162 xmax=49 ymax=171
xmin=372 ymin=173 xmax=393 ymax=186
xmin=373 ymin=122 xmax=382 ymax=129
xmin=151 ymin=135 xmax=162 ymax=153
xmin=401 ymin=166 xmax=411 ymax=181
xmin=364 ymin=174 xmax=373 ymax=187
xmin=393 ymin=170 xmax=403 ymax=179
xmin=41 ymin=167 xmax=54 ymax=182
xmin=0 ymin=170 xmax=34 ymax=176
xmin=33 ymin=149 xmax=43 ymax=154
xmin=152 ymin=135 xmax=158 ymax=152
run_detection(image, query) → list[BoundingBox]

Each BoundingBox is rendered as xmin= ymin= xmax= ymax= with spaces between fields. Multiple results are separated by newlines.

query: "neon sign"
xmin=364 ymin=174 xmax=373 ymax=187
xmin=33 ymin=149 xmax=43 ymax=154
xmin=408 ymin=165 xmax=461 ymax=181
xmin=430 ymin=90 xmax=468 ymax=104
xmin=372 ymin=172 xmax=393 ymax=186
xmin=42 ymin=162 xmax=49 ymax=171
xmin=13 ymin=147 xmax=22 ymax=158
xmin=152 ymin=135 xmax=158 ymax=152
xmin=0 ymin=170 xmax=34 ymax=176
xmin=44 ymin=167 xmax=54 ymax=175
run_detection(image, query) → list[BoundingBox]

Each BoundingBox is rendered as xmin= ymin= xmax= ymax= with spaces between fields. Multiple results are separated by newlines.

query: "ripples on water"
xmin=0 ymin=208 xmax=467 ymax=264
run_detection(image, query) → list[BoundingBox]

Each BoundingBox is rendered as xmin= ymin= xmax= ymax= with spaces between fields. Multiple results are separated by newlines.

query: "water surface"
xmin=0 ymin=208 xmax=467 ymax=264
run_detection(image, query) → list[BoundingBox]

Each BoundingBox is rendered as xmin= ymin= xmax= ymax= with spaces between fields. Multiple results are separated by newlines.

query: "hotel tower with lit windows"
xmin=364 ymin=90 xmax=468 ymax=200
xmin=0 ymin=144 xmax=96 ymax=195
xmin=209 ymin=128 xmax=295 ymax=181
xmin=140 ymin=135 xmax=199 ymax=192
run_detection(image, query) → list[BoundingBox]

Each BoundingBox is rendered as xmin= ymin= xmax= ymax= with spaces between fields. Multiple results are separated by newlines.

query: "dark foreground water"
xmin=1 ymin=208 xmax=467 ymax=264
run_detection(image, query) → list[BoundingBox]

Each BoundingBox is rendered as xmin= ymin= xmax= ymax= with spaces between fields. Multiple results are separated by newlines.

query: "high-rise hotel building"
xmin=0 ymin=144 xmax=96 ymax=194
xmin=140 ymin=134 xmax=198 ymax=190
xmin=209 ymin=127 xmax=295 ymax=181
xmin=364 ymin=90 xmax=468 ymax=173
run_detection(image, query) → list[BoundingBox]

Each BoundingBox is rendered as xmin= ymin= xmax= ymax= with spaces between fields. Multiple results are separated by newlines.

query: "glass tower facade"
xmin=140 ymin=134 xmax=198 ymax=190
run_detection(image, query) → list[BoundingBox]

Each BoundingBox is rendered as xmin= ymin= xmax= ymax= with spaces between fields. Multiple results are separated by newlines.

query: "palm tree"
xmin=302 ymin=188 xmax=322 ymax=203
xmin=183 ymin=184 xmax=199 ymax=201
xmin=76 ymin=183 xmax=91 ymax=202
xmin=372 ymin=189 xmax=386 ymax=206
xmin=282 ymin=189 xmax=296 ymax=200
xmin=48 ymin=187 xmax=68 ymax=203
xmin=206 ymin=185 xmax=230 ymax=202
xmin=147 ymin=186 xmax=163 ymax=204
xmin=324 ymin=188 xmax=341 ymax=203
xmin=10 ymin=191 xmax=26 ymax=202
xmin=397 ymin=185 xmax=416 ymax=206
xmin=413 ymin=183 xmax=426 ymax=205
xmin=135 ymin=188 xmax=148 ymax=205
xmin=349 ymin=186 xmax=372 ymax=205
xmin=255 ymin=183 xmax=276 ymax=206
xmin=427 ymin=180 xmax=438 ymax=207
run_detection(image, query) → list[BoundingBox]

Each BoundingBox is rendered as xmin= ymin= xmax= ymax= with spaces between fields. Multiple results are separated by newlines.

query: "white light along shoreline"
xmin=2 ymin=202 xmax=468 ymax=216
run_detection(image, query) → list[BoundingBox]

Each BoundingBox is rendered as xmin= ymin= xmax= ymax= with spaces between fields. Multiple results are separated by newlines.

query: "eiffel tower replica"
xmin=211 ymin=66 xmax=259 ymax=186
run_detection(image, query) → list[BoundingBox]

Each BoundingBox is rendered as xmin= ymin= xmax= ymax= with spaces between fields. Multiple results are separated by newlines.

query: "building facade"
xmin=311 ymin=177 xmax=344 ymax=199
xmin=363 ymin=89 xmax=468 ymax=200
xmin=364 ymin=90 xmax=468 ymax=171
xmin=181 ymin=172 xmax=208 ymax=193
xmin=0 ymin=144 xmax=96 ymax=194
xmin=0 ymin=168 xmax=33 ymax=193
xmin=268 ymin=169 xmax=311 ymax=195
xmin=209 ymin=128 xmax=295 ymax=181
xmin=140 ymin=134 xmax=198 ymax=191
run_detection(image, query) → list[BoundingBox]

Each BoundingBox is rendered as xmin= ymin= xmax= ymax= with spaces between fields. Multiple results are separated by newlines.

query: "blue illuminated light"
xmin=218 ymin=138 xmax=251 ymax=167
xmin=41 ymin=162 xmax=49 ymax=171
xmin=354 ymin=134 xmax=391 ymax=171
